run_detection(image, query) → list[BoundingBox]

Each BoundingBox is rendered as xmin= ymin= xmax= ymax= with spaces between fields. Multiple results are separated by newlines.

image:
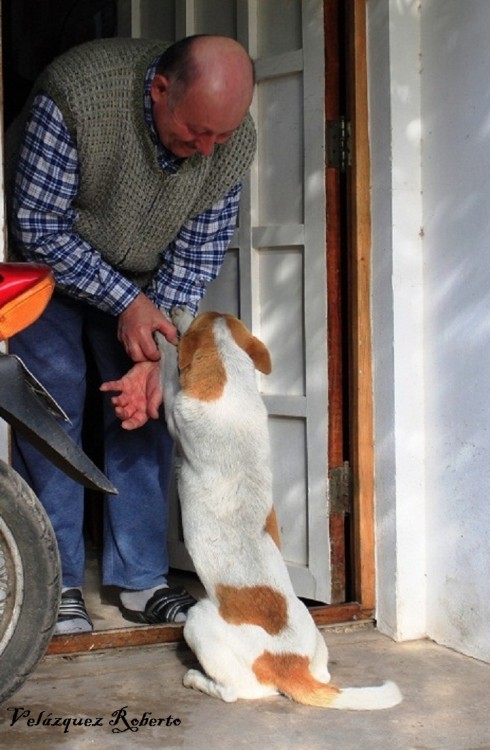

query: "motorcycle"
xmin=0 ymin=262 xmax=117 ymax=704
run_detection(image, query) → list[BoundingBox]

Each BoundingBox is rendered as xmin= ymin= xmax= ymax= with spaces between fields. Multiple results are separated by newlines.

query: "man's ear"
xmin=150 ymin=73 xmax=169 ymax=104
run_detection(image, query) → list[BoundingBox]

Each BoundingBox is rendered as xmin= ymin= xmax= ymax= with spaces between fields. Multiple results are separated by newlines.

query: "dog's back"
xmin=170 ymin=315 xmax=275 ymax=582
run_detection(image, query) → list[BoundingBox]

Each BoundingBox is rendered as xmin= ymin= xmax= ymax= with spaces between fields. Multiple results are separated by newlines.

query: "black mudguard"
xmin=0 ymin=353 xmax=117 ymax=495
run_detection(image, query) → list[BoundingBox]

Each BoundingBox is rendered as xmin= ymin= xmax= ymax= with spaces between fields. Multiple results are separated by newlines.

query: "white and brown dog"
xmin=158 ymin=309 xmax=401 ymax=710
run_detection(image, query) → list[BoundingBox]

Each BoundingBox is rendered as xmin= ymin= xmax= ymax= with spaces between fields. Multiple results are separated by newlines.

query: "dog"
xmin=158 ymin=309 xmax=402 ymax=710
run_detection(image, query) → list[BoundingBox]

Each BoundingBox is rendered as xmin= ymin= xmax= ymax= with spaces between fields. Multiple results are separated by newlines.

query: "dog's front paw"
xmin=155 ymin=330 xmax=175 ymax=357
xmin=171 ymin=307 xmax=194 ymax=336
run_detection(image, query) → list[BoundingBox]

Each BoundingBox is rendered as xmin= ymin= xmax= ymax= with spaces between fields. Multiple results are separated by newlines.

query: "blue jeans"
xmin=10 ymin=294 xmax=174 ymax=590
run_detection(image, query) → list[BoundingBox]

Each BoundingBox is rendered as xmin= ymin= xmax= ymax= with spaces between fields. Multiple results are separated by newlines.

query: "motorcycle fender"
xmin=0 ymin=354 xmax=117 ymax=495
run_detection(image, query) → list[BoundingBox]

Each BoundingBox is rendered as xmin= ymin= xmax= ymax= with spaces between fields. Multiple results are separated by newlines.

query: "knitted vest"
xmin=9 ymin=38 xmax=257 ymax=286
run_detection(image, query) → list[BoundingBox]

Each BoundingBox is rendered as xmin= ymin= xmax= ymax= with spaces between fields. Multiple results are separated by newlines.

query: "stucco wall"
xmin=422 ymin=0 xmax=490 ymax=662
xmin=369 ymin=0 xmax=490 ymax=663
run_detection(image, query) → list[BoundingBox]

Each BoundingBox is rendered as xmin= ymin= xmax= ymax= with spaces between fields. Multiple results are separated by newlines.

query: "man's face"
xmin=150 ymin=74 xmax=245 ymax=158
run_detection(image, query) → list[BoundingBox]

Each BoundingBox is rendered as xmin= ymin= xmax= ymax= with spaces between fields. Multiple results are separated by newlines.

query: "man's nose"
xmin=195 ymin=134 xmax=216 ymax=156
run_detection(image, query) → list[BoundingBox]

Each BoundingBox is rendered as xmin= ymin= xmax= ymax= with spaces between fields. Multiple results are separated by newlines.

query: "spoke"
xmin=0 ymin=517 xmax=24 ymax=657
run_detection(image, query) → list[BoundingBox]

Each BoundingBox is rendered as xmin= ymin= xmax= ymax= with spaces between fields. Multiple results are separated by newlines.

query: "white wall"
xmin=422 ymin=0 xmax=490 ymax=663
xmin=368 ymin=0 xmax=490 ymax=663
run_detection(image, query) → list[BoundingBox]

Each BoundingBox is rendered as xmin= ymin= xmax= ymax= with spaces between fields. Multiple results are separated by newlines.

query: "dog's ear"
xmin=246 ymin=335 xmax=272 ymax=374
xmin=226 ymin=317 xmax=272 ymax=375
xmin=178 ymin=329 xmax=201 ymax=371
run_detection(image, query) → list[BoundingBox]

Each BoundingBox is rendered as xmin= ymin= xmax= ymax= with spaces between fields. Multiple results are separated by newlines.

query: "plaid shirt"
xmin=11 ymin=57 xmax=241 ymax=316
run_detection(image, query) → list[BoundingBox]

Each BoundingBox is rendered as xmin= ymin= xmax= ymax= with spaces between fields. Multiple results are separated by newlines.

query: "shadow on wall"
xmin=422 ymin=0 xmax=490 ymax=661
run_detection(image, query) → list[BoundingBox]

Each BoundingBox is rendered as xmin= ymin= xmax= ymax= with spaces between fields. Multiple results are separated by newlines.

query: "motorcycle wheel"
xmin=0 ymin=460 xmax=61 ymax=704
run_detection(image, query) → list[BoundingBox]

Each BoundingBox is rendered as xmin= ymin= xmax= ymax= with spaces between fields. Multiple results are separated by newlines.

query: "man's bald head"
xmin=151 ymin=35 xmax=254 ymax=158
xmin=156 ymin=34 xmax=254 ymax=105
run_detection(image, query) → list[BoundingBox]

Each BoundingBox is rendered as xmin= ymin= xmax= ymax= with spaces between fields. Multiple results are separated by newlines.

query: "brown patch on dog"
xmin=178 ymin=314 xmax=227 ymax=401
xmin=264 ymin=507 xmax=281 ymax=549
xmin=216 ymin=584 xmax=287 ymax=635
xmin=177 ymin=312 xmax=270 ymax=400
xmin=253 ymin=651 xmax=341 ymax=707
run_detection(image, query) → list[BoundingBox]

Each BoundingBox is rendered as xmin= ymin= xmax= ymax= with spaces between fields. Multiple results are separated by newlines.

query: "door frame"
xmin=346 ymin=0 xmax=375 ymax=613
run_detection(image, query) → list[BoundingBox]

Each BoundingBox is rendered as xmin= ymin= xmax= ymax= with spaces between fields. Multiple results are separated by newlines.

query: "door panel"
xmin=250 ymin=0 xmax=331 ymax=600
xmin=128 ymin=0 xmax=332 ymax=602
xmin=256 ymin=75 xmax=304 ymax=225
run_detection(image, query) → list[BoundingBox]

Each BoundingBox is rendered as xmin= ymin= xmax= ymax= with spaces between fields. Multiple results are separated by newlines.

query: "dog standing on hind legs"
xmin=158 ymin=308 xmax=402 ymax=710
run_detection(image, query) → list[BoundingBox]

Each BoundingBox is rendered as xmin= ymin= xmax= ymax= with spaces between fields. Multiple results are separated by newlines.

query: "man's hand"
xmin=118 ymin=293 xmax=178 ymax=362
xmin=100 ymin=360 xmax=162 ymax=430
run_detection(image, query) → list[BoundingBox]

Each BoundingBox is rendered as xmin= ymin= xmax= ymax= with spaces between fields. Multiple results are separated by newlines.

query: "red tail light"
xmin=0 ymin=263 xmax=55 ymax=340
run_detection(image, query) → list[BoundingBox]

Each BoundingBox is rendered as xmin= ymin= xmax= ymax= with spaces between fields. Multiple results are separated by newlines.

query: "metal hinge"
xmin=326 ymin=117 xmax=351 ymax=172
xmin=329 ymin=461 xmax=352 ymax=513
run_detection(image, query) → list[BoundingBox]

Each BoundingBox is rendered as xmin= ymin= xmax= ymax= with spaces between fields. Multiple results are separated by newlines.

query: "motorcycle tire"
xmin=0 ymin=460 xmax=61 ymax=704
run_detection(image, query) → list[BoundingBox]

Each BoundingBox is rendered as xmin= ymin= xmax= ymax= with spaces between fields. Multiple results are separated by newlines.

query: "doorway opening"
xmin=1 ymin=0 xmax=375 ymax=654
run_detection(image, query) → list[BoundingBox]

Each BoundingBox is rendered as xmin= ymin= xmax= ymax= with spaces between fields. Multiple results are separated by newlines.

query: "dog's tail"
xmin=294 ymin=679 xmax=402 ymax=711
xmin=253 ymin=652 xmax=402 ymax=710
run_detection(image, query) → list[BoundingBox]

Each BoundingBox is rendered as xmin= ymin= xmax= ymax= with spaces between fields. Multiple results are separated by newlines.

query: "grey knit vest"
xmin=9 ymin=38 xmax=257 ymax=286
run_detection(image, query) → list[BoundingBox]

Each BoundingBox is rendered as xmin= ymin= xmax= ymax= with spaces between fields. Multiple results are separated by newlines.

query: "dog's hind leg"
xmin=308 ymin=628 xmax=331 ymax=684
xmin=183 ymin=668 xmax=239 ymax=702
xmin=183 ymin=599 xmax=278 ymax=703
xmin=183 ymin=600 xmax=240 ymax=702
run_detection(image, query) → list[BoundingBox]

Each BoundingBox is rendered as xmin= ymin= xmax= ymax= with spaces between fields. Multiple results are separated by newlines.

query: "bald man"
xmin=7 ymin=35 xmax=256 ymax=633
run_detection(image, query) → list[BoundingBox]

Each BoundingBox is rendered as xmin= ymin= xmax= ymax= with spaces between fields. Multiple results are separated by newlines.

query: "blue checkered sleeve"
xmin=12 ymin=94 xmax=140 ymax=314
xmin=145 ymin=184 xmax=240 ymax=315
xmin=11 ymin=93 xmax=241 ymax=316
